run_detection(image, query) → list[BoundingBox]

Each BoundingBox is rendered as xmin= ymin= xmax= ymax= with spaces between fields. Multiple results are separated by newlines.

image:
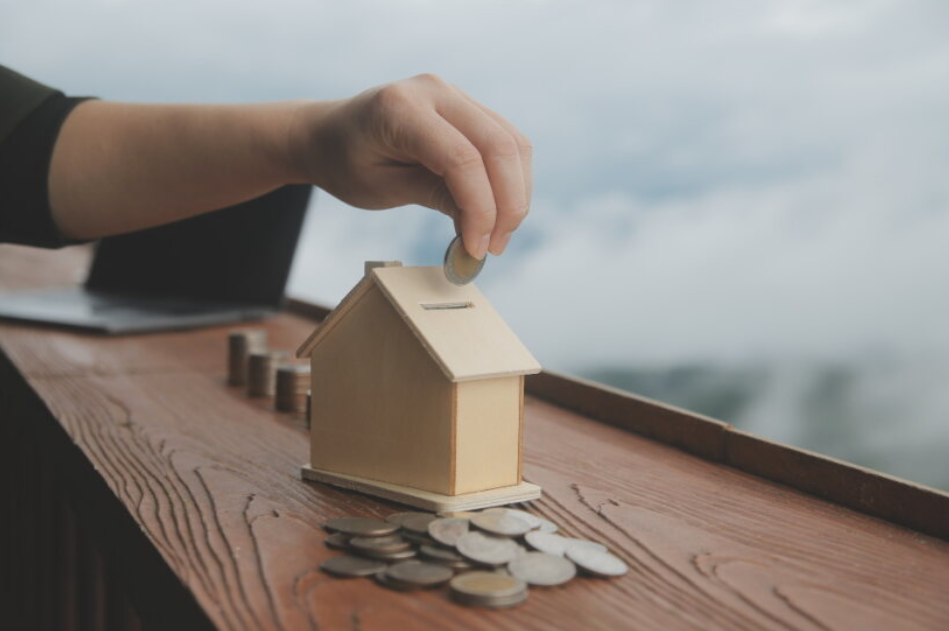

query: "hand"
xmin=288 ymin=74 xmax=533 ymax=259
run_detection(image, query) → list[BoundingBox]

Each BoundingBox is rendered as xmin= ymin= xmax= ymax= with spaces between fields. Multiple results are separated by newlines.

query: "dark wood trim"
xmin=0 ymin=349 xmax=215 ymax=631
xmin=526 ymin=370 xmax=949 ymax=540
xmin=286 ymin=298 xmax=949 ymax=540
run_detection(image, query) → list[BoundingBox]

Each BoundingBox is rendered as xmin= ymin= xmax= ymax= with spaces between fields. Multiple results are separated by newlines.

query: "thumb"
xmin=378 ymin=165 xmax=463 ymax=231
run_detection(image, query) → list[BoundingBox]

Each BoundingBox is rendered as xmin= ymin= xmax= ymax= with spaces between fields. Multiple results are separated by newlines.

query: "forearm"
xmin=49 ymin=99 xmax=318 ymax=239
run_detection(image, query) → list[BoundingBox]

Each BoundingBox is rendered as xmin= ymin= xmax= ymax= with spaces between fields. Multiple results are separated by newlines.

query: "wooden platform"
xmin=1 ymin=243 xmax=948 ymax=631
xmin=301 ymin=465 xmax=542 ymax=512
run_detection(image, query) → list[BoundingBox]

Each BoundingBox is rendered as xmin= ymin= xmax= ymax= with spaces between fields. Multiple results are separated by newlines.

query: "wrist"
xmin=283 ymin=98 xmax=341 ymax=189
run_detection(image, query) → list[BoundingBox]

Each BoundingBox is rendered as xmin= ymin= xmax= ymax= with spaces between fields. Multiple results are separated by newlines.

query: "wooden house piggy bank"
xmin=297 ymin=261 xmax=542 ymax=511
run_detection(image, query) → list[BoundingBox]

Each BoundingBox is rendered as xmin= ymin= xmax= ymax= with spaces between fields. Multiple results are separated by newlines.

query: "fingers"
xmin=455 ymin=87 xmax=533 ymax=227
xmin=397 ymin=109 xmax=501 ymax=259
xmin=373 ymin=75 xmax=532 ymax=259
xmin=434 ymin=96 xmax=528 ymax=256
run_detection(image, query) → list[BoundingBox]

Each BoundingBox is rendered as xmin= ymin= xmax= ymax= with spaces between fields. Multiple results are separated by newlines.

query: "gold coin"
xmin=443 ymin=235 xmax=485 ymax=285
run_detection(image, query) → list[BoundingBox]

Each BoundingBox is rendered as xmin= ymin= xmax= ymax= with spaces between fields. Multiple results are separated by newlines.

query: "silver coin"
xmin=443 ymin=235 xmax=485 ymax=285
xmin=483 ymin=507 xmax=543 ymax=530
xmin=401 ymin=531 xmax=437 ymax=546
xmin=350 ymin=535 xmax=411 ymax=554
xmin=385 ymin=560 xmax=454 ymax=588
xmin=507 ymin=552 xmax=577 ymax=586
xmin=324 ymin=532 xmax=351 ymax=551
xmin=565 ymin=547 xmax=628 ymax=578
xmin=419 ymin=544 xmax=471 ymax=568
xmin=428 ymin=517 xmax=470 ymax=546
xmin=373 ymin=569 xmax=416 ymax=591
xmin=564 ymin=538 xmax=608 ymax=555
xmin=356 ymin=546 xmax=418 ymax=561
xmin=320 ymin=555 xmax=387 ymax=578
xmin=470 ymin=512 xmax=532 ymax=537
xmin=400 ymin=513 xmax=438 ymax=535
xmin=524 ymin=531 xmax=568 ymax=556
xmin=455 ymin=531 xmax=520 ymax=566
xmin=324 ymin=516 xmax=398 ymax=537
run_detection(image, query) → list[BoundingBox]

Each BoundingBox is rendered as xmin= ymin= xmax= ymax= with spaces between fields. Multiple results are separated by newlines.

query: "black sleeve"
xmin=0 ymin=65 xmax=94 ymax=248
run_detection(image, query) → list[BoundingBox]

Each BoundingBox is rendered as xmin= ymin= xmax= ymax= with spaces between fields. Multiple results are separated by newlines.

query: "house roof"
xmin=296 ymin=265 xmax=541 ymax=382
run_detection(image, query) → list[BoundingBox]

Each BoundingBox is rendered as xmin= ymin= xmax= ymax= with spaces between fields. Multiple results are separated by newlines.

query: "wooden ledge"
xmin=2 ymin=243 xmax=948 ymax=631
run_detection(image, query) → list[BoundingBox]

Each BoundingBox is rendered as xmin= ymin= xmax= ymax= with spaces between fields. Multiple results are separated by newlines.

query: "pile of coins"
xmin=226 ymin=329 xmax=311 ymax=424
xmin=275 ymin=364 xmax=311 ymax=413
xmin=319 ymin=506 xmax=628 ymax=608
xmin=247 ymin=350 xmax=290 ymax=397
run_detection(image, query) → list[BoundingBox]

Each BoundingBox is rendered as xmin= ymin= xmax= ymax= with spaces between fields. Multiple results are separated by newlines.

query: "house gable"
xmin=307 ymin=283 xmax=455 ymax=494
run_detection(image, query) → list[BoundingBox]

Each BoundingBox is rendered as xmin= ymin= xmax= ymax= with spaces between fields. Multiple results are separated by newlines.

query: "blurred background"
xmin=3 ymin=0 xmax=947 ymax=489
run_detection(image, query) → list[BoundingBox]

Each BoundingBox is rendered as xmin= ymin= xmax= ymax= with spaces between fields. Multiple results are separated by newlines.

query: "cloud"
xmin=3 ymin=0 xmax=948 ymax=373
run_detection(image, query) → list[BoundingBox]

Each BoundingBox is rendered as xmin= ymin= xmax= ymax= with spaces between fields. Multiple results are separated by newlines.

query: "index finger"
xmin=399 ymin=109 xmax=498 ymax=260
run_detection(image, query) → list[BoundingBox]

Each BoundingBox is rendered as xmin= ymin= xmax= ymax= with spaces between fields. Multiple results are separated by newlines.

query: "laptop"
xmin=0 ymin=185 xmax=312 ymax=334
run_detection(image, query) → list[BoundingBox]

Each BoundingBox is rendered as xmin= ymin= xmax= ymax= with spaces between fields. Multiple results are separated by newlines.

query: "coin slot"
xmin=420 ymin=302 xmax=473 ymax=311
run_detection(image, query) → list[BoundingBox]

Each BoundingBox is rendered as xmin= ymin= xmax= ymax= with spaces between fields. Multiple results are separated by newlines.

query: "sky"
xmin=3 ymin=1 xmax=949 ymax=474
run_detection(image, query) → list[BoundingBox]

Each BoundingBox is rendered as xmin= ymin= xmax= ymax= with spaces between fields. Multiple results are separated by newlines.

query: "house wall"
xmin=452 ymin=376 xmax=523 ymax=494
xmin=308 ymin=285 xmax=454 ymax=494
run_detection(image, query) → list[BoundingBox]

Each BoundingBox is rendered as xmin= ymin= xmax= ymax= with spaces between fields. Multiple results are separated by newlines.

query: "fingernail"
xmin=475 ymin=234 xmax=490 ymax=260
xmin=490 ymin=231 xmax=513 ymax=256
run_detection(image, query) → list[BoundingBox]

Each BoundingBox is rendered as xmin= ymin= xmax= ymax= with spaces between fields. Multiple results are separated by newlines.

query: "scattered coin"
xmin=324 ymin=532 xmax=351 ymax=551
xmin=456 ymin=531 xmax=521 ymax=566
xmin=419 ymin=544 xmax=472 ymax=569
xmin=357 ymin=547 xmax=418 ymax=561
xmin=443 ymin=234 xmax=486 ymax=285
xmin=350 ymin=535 xmax=412 ymax=555
xmin=320 ymin=508 xmax=621 ymax=605
xmin=324 ymin=516 xmax=399 ymax=537
xmin=508 ymin=552 xmax=577 ymax=586
xmin=401 ymin=513 xmax=438 ymax=535
xmin=449 ymin=571 xmax=528 ymax=608
xmin=401 ymin=531 xmax=437 ymax=546
xmin=565 ymin=547 xmax=628 ymax=578
xmin=320 ymin=555 xmax=387 ymax=578
xmin=386 ymin=511 xmax=431 ymax=527
xmin=428 ymin=518 xmax=470 ymax=546
xmin=374 ymin=569 xmax=416 ymax=592
xmin=564 ymin=538 xmax=608 ymax=555
xmin=385 ymin=561 xmax=454 ymax=589
xmin=484 ymin=507 xmax=542 ymax=530
xmin=471 ymin=511 xmax=533 ymax=537
xmin=524 ymin=531 xmax=568 ymax=556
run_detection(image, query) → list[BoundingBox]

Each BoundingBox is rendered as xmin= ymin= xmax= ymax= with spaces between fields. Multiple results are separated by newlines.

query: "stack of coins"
xmin=275 ymin=364 xmax=310 ymax=412
xmin=305 ymin=391 xmax=311 ymax=428
xmin=227 ymin=329 xmax=267 ymax=386
xmin=247 ymin=350 xmax=289 ymax=397
xmin=319 ymin=505 xmax=628 ymax=608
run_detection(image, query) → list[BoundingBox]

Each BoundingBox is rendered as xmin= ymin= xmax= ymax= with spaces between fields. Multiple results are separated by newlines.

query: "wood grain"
xmin=2 ymin=244 xmax=949 ymax=630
